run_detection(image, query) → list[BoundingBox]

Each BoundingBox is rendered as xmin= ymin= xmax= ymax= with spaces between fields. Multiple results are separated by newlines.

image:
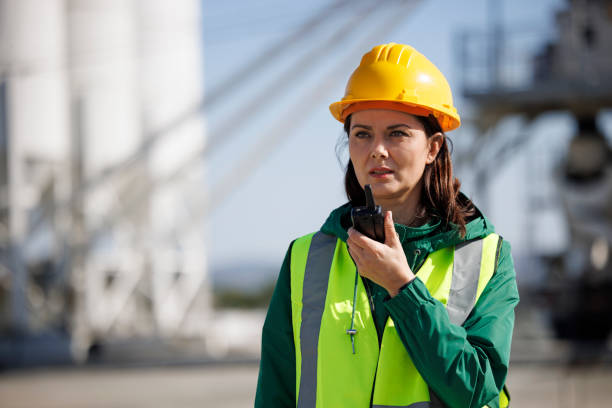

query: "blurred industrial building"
xmin=459 ymin=0 xmax=612 ymax=347
xmin=0 ymin=0 xmax=211 ymax=365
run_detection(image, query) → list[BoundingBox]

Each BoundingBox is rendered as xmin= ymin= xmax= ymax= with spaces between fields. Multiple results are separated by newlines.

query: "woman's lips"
xmin=369 ymin=167 xmax=393 ymax=178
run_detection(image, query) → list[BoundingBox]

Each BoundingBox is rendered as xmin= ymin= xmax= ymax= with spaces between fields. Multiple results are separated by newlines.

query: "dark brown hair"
xmin=342 ymin=113 xmax=476 ymax=236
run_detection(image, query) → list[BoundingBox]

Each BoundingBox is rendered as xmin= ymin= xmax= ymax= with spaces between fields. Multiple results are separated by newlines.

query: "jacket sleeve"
xmin=383 ymin=240 xmax=519 ymax=408
xmin=254 ymin=242 xmax=296 ymax=408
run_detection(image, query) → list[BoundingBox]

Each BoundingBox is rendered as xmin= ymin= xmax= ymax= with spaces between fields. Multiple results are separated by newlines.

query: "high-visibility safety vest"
xmin=290 ymin=231 xmax=510 ymax=408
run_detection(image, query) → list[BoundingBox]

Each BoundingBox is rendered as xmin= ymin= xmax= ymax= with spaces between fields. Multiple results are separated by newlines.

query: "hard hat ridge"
xmin=367 ymin=42 xmax=412 ymax=66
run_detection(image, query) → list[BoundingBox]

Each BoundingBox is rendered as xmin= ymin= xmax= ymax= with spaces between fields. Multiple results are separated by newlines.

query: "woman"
xmin=255 ymin=43 xmax=518 ymax=408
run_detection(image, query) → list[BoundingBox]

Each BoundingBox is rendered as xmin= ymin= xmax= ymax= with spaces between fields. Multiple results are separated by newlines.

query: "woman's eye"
xmin=390 ymin=130 xmax=407 ymax=137
xmin=353 ymin=131 xmax=370 ymax=139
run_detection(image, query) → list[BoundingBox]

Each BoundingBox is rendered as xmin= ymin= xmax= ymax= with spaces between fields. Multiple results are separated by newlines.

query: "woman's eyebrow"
xmin=387 ymin=124 xmax=413 ymax=129
xmin=351 ymin=124 xmax=373 ymax=130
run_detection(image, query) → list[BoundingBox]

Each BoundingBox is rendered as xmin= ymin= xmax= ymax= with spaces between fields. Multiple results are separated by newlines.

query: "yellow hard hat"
xmin=329 ymin=43 xmax=461 ymax=132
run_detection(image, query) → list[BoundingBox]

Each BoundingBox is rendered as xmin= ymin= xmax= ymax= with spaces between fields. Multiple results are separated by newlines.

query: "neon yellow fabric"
xmin=316 ymin=240 xmax=379 ymax=406
xmin=372 ymin=247 xmax=454 ymax=405
xmin=500 ymin=386 xmax=510 ymax=408
xmin=289 ymin=232 xmax=314 ymax=401
xmin=290 ymin=232 xmax=505 ymax=407
xmin=477 ymin=233 xmax=501 ymax=301
xmin=412 ymin=246 xmax=454 ymax=307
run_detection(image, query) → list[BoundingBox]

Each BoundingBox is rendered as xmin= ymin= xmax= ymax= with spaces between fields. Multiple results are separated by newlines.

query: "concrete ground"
xmin=0 ymin=363 xmax=258 ymax=408
xmin=1 ymin=362 xmax=612 ymax=407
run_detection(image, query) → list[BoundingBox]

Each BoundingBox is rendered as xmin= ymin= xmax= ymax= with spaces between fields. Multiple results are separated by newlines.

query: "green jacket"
xmin=255 ymin=202 xmax=519 ymax=408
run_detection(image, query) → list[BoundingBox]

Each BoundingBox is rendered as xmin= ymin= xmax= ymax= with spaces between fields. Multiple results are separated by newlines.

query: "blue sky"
xmin=200 ymin=0 xmax=568 ymax=282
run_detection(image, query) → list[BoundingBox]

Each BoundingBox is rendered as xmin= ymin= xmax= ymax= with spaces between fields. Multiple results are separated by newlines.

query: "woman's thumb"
xmin=384 ymin=211 xmax=398 ymax=246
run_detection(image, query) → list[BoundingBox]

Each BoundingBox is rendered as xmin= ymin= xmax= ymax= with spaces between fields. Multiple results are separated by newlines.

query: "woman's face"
xmin=348 ymin=109 xmax=441 ymax=203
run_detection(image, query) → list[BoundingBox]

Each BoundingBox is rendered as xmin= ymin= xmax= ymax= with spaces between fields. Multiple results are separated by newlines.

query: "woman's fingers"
xmin=347 ymin=243 xmax=362 ymax=265
xmin=347 ymin=227 xmax=369 ymax=249
xmin=383 ymin=211 xmax=400 ymax=247
xmin=348 ymin=226 xmax=381 ymax=250
xmin=348 ymin=245 xmax=371 ymax=278
xmin=348 ymin=214 xmax=415 ymax=295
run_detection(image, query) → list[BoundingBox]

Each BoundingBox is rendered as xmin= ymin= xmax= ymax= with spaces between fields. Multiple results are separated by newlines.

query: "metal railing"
xmin=457 ymin=25 xmax=557 ymax=95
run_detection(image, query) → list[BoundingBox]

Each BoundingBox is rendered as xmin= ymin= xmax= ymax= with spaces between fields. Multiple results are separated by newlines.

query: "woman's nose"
xmin=370 ymin=139 xmax=388 ymax=159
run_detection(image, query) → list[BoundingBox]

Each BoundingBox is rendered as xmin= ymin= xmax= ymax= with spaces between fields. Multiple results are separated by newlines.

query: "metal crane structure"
xmin=0 ymin=0 xmax=423 ymax=366
xmin=460 ymin=0 xmax=612 ymax=342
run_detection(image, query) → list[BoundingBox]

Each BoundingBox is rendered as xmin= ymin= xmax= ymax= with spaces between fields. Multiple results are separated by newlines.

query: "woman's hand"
xmin=347 ymin=211 xmax=416 ymax=297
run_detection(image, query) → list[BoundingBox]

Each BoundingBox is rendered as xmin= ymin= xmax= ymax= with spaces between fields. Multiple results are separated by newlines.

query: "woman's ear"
xmin=426 ymin=133 xmax=444 ymax=164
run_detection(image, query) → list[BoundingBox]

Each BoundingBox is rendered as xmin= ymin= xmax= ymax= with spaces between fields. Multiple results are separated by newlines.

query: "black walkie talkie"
xmin=351 ymin=184 xmax=385 ymax=243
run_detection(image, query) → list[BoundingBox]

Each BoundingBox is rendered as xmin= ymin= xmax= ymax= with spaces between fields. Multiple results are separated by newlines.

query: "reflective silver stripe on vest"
xmin=446 ymin=238 xmax=484 ymax=326
xmin=297 ymin=232 xmax=337 ymax=408
xmin=372 ymin=402 xmax=430 ymax=408
xmin=431 ymin=238 xmax=491 ymax=408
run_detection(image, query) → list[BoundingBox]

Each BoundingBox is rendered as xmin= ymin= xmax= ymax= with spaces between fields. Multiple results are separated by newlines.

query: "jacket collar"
xmin=319 ymin=194 xmax=495 ymax=252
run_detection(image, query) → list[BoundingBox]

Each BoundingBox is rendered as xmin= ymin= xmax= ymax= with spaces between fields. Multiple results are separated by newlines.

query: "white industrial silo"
xmin=0 ymin=0 xmax=210 ymax=364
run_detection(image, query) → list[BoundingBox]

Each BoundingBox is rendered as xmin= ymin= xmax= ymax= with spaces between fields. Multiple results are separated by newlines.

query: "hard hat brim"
xmin=329 ymin=99 xmax=460 ymax=132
